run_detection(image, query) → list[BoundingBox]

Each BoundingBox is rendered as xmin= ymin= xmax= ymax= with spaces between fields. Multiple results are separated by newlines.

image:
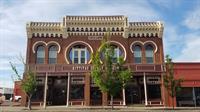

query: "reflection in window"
xmin=31 ymin=86 xmax=44 ymax=101
xmin=133 ymin=45 xmax=142 ymax=63
xmin=145 ymin=45 xmax=154 ymax=64
xmin=112 ymin=46 xmax=121 ymax=63
xmin=69 ymin=45 xmax=90 ymax=64
xmin=70 ymin=85 xmax=84 ymax=99
xmin=36 ymin=45 xmax=45 ymax=64
xmin=100 ymin=45 xmax=123 ymax=63
xmin=48 ymin=45 xmax=57 ymax=64
xmin=110 ymin=45 xmax=122 ymax=63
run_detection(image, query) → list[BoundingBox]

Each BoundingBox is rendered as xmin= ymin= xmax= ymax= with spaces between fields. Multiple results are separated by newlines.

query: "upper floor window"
xmin=103 ymin=28 xmax=106 ymax=32
xmin=116 ymin=27 xmax=119 ymax=31
xmin=145 ymin=44 xmax=154 ymax=63
xmin=112 ymin=27 xmax=115 ymax=32
xmin=101 ymin=45 xmax=122 ymax=63
xmin=85 ymin=28 xmax=88 ymax=32
xmin=133 ymin=45 xmax=142 ymax=63
xmin=69 ymin=45 xmax=90 ymax=64
xmin=112 ymin=46 xmax=122 ymax=63
xmin=48 ymin=45 xmax=57 ymax=64
xmin=36 ymin=45 xmax=45 ymax=64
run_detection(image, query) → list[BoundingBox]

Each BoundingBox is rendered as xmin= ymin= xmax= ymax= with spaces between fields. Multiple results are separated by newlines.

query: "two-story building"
xmin=22 ymin=15 xmax=165 ymax=107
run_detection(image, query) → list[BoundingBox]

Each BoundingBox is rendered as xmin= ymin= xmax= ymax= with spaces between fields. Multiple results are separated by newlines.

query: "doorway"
xmin=125 ymin=85 xmax=140 ymax=104
xmin=90 ymin=87 xmax=102 ymax=105
xmin=48 ymin=76 xmax=67 ymax=105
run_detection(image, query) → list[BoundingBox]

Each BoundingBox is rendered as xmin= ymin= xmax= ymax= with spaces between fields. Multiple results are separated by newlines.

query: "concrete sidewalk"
xmin=0 ymin=106 xmax=200 ymax=112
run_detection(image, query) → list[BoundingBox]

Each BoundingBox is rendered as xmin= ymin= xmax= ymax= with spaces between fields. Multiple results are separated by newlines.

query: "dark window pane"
xmin=145 ymin=45 xmax=154 ymax=64
xmin=134 ymin=45 xmax=142 ymax=63
xmin=74 ymin=58 xmax=78 ymax=64
xmin=32 ymin=86 xmax=44 ymax=101
xmin=36 ymin=46 xmax=45 ymax=64
xmin=49 ymin=58 xmax=56 ymax=64
xmin=48 ymin=45 xmax=57 ymax=64
xmin=70 ymin=85 xmax=84 ymax=99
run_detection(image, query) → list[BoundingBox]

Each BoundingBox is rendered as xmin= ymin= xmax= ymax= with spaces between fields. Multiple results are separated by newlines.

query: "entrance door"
xmin=51 ymin=77 xmax=67 ymax=105
xmin=90 ymin=87 xmax=102 ymax=105
xmin=125 ymin=85 xmax=140 ymax=104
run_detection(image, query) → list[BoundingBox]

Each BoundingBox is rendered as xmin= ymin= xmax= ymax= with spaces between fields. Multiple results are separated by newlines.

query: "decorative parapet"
xmin=127 ymin=21 xmax=164 ymax=38
xmin=26 ymin=16 xmax=164 ymax=39
xmin=26 ymin=22 xmax=63 ymax=38
xmin=63 ymin=15 xmax=127 ymax=27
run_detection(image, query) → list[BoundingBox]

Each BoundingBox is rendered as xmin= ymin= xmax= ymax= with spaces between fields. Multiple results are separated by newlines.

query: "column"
xmin=84 ymin=73 xmax=90 ymax=106
xmin=66 ymin=73 xmax=70 ymax=107
xmin=161 ymin=74 xmax=165 ymax=106
xmin=193 ymin=87 xmax=196 ymax=107
xmin=122 ymin=88 xmax=126 ymax=105
xmin=102 ymin=92 xmax=108 ymax=106
xmin=143 ymin=72 xmax=148 ymax=106
xmin=43 ymin=72 xmax=48 ymax=108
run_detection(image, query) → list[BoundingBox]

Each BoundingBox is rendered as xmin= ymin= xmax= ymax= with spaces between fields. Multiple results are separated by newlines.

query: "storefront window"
xmin=70 ymin=85 xmax=84 ymax=100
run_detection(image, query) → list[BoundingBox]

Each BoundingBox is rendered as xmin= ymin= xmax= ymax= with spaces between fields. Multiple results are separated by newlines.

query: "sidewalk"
xmin=0 ymin=106 xmax=200 ymax=112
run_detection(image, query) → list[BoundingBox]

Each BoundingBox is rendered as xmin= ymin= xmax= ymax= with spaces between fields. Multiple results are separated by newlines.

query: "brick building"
xmin=167 ymin=63 xmax=200 ymax=107
xmin=22 ymin=15 xmax=167 ymax=107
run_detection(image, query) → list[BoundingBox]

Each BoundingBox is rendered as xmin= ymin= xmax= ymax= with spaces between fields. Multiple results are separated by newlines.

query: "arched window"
xmin=116 ymin=27 xmax=119 ymax=31
xmin=36 ymin=45 xmax=45 ymax=64
xmin=69 ymin=45 xmax=90 ymax=64
xmin=145 ymin=45 xmax=154 ymax=63
xmin=85 ymin=28 xmax=88 ymax=32
xmin=81 ymin=28 xmax=84 ymax=32
xmin=112 ymin=27 xmax=115 ymax=32
xmin=101 ymin=45 xmax=123 ymax=63
xmin=128 ymin=33 xmax=131 ymax=37
xmin=67 ymin=27 xmax=70 ymax=31
xmin=121 ymin=27 xmax=124 ymax=31
xmin=112 ymin=45 xmax=122 ymax=63
xmin=76 ymin=28 xmax=79 ymax=31
xmin=133 ymin=45 xmax=142 ymax=63
xmin=103 ymin=28 xmax=106 ymax=32
xmin=94 ymin=28 xmax=97 ymax=32
xmin=72 ymin=28 xmax=75 ymax=31
xmin=90 ymin=28 xmax=93 ymax=32
xmin=48 ymin=45 xmax=57 ymax=64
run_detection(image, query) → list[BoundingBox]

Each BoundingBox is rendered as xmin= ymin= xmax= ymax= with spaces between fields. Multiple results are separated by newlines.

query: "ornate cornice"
xmin=127 ymin=21 xmax=164 ymax=38
xmin=26 ymin=16 xmax=164 ymax=39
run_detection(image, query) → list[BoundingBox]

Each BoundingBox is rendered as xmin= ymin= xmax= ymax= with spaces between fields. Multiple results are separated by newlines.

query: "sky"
xmin=0 ymin=0 xmax=200 ymax=88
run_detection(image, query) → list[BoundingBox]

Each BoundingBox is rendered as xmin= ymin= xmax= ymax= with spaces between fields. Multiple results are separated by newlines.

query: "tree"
xmin=10 ymin=57 xmax=37 ymax=110
xmin=91 ymin=32 xmax=132 ymax=109
xmin=163 ymin=55 xmax=183 ymax=109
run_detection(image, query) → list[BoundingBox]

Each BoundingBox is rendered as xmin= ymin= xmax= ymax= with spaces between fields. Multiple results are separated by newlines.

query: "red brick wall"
xmin=166 ymin=63 xmax=200 ymax=107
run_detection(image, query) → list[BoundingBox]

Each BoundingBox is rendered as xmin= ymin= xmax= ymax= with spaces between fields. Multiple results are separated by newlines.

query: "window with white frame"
xmin=36 ymin=45 xmax=45 ymax=64
xmin=145 ymin=44 xmax=154 ymax=64
xmin=48 ymin=45 xmax=57 ymax=64
xmin=112 ymin=46 xmax=121 ymax=63
xmin=100 ymin=45 xmax=122 ymax=63
xmin=133 ymin=45 xmax=142 ymax=63
xmin=69 ymin=45 xmax=89 ymax=64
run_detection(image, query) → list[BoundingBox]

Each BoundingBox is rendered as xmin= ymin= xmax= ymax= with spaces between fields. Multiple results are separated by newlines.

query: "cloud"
xmin=0 ymin=0 xmax=161 ymax=88
xmin=149 ymin=0 xmax=181 ymax=10
xmin=183 ymin=4 xmax=200 ymax=30
xmin=175 ymin=32 xmax=200 ymax=62
xmin=163 ymin=23 xmax=185 ymax=59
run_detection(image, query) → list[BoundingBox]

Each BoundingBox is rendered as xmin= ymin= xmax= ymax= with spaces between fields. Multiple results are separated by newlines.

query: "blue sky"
xmin=0 ymin=0 xmax=200 ymax=88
